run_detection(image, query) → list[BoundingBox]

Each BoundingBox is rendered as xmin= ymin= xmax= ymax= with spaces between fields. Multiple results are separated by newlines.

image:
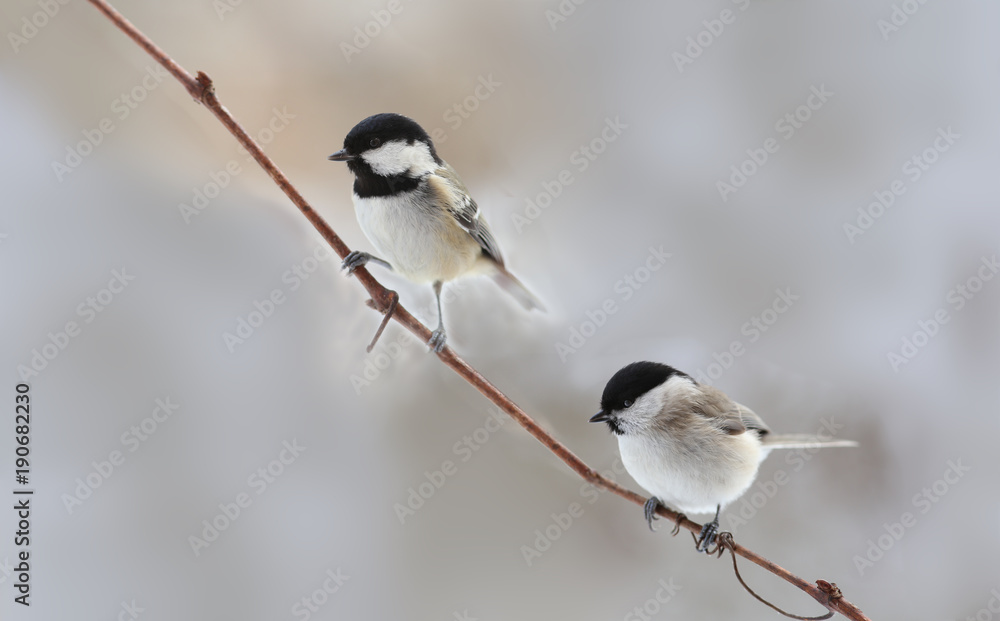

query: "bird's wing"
xmin=431 ymin=163 xmax=505 ymax=266
xmin=735 ymin=403 xmax=770 ymax=437
xmin=693 ymin=384 xmax=770 ymax=437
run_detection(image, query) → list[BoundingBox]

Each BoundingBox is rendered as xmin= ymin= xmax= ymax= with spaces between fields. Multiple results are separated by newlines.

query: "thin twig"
xmin=717 ymin=533 xmax=834 ymax=620
xmin=83 ymin=2 xmax=872 ymax=619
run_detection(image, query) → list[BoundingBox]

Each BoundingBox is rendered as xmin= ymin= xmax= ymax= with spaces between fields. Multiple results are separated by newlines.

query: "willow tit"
xmin=328 ymin=113 xmax=543 ymax=352
xmin=590 ymin=362 xmax=857 ymax=552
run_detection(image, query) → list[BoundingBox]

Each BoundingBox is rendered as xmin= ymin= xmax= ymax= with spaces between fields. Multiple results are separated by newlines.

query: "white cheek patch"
xmin=628 ymin=391 xmax=663 ymax=422
xmin=361 ymin=140 xmax=438 ymax=177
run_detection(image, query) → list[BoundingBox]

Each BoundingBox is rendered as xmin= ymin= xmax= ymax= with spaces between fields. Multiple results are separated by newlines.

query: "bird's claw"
xmin=342 ymin=251 xmax=391 ymax=275
xmin=670 ymin=513 xmax=687 ymax=536
xmin=643 ymin=497 xmax=661 ymax=532
xmin=342 ymin=251 xmax=370 ymax=275
xmin=428 ymin=327 xmax=447 ymax=353
xmin=695 ymin=516 xmax=720 ymax=553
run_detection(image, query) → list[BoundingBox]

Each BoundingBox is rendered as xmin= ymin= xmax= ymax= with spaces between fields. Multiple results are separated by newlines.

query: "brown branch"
xmin=84 ymin=2 xmax=871 ymax=619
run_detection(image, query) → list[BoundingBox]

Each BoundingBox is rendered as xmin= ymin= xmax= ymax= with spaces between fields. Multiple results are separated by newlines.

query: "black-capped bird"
xmin=329 ymin=113 xmax=542 ymax=352
xmin=590 ymin=362 xmax=857 ymax=551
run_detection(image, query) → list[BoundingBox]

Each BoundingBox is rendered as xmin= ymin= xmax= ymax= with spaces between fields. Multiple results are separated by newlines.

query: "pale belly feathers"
xmin=617 ymin=431 xmax=764 ymax=515
xmin=353 ymin=190 xmax=487 ymax=283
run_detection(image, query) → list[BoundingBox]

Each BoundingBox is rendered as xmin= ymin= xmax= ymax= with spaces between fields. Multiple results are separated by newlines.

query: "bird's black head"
xmin=328 ymin=113 xmax=442 ymax=197
xmin=589 ymin=362 xmax=690 ymax=435
xmin=339 ymin=113 xmax=437 ymax=163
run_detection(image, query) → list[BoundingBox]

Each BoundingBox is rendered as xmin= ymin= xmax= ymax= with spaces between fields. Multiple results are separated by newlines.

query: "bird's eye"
xmin=623 ymin=400 xmax=633 ymax=408
xmin=369 ymin=138 xmax=381 ymax=148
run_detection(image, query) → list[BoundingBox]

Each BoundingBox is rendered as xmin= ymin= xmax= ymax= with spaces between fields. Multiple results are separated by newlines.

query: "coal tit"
xmin=329 ymin=113 xmax=542 ymax=352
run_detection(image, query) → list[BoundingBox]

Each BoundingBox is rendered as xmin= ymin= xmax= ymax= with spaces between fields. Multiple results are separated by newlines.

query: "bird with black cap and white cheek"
xmin=329 ymin=113 xmax=543 ymax=352
xmin=590 ymin=361 xmax=857 ymax=551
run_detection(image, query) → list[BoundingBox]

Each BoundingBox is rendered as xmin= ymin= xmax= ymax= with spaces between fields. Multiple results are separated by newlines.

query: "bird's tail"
xmin=761 ymin=434 xmax=858 ymax=450
xmin=491 ymin=268 xmax=545 ymax=312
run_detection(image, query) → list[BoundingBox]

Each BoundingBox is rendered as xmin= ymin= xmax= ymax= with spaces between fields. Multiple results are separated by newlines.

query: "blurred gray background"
xmin=1 ymin=1 xmax=998 ymax=619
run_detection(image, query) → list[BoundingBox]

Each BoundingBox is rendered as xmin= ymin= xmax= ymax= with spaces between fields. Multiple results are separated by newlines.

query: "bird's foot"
xmin=643 ymin=497 xmax=662 ymax=532
xmin=342 ymin=251 xmax=391 ymax=275
xmin=670 ymin=512 xmax=688 ymax=536
xmin=695 ymin=515 xmax=720 ymax=554
xmin=341 ymin=251 xmax=369 ymax=274
xmin=428 ymin=327 xmax=447 ymax=353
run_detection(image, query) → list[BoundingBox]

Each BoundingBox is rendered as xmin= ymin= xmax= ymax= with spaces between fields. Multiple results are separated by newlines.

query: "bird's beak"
xmin=328 ymin=149 xmax=355 ymax=162
xmin=589 ymin=411 xmax=609 ymax=423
